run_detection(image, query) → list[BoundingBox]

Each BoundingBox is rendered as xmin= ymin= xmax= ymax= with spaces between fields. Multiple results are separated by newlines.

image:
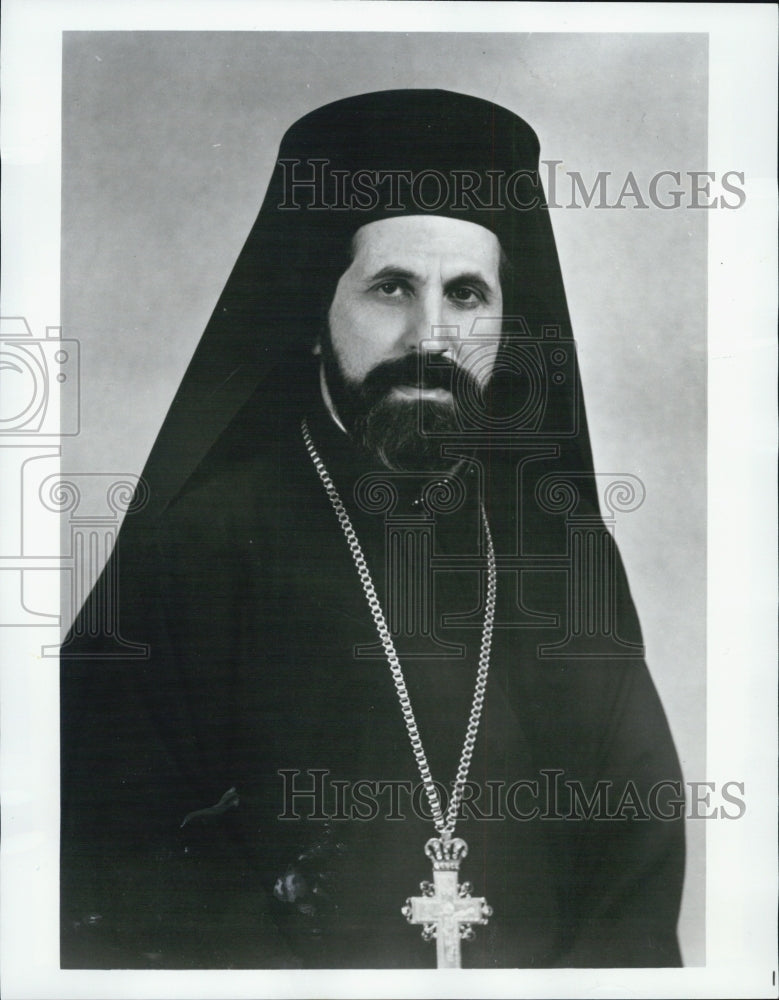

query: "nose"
xmin=401 ymin=288 xmax=452 ymax=357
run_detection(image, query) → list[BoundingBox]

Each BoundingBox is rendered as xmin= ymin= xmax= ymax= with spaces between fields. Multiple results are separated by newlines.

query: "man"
xmin=60 ymin=90 xmax=684 ymax=969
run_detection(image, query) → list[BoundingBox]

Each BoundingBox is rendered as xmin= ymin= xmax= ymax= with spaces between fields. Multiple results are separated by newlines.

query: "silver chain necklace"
xmin=301 ymin=417 xmax=495 ymax=967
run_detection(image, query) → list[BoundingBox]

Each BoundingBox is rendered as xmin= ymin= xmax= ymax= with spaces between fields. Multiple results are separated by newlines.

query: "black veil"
xmin=60 ymin=90 xmax=684 ymax=970
xmin=135 ymin=89 xmax=596 ymax=522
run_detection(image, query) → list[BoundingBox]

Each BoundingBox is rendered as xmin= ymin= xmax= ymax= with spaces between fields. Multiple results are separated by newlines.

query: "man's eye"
xmin=378 ymin=281 xmax=403 ymax=296
xmin=449 ymin=286 xmax=481 ymax=304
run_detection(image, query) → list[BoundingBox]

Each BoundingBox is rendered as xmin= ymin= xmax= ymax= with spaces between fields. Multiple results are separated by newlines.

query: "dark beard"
xmin=352 ymin=393 xmax=464 ymax=472
xmin=321 ymin=341 xmax=483 ymax=473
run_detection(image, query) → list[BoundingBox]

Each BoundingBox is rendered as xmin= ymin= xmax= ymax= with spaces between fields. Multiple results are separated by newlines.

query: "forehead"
xmin=350 ymin=215 xmax=502 ymax=274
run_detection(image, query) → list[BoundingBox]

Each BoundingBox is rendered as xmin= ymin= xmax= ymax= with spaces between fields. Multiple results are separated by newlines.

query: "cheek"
xmin=328 ymin=300 xmax=400 ymax=381
xmin=456 ymin=315 xmax=503 ymax=387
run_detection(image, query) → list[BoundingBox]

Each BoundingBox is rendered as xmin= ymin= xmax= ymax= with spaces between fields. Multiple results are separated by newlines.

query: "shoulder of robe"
xmin=139 ymin=413 xmax=312 ymax=549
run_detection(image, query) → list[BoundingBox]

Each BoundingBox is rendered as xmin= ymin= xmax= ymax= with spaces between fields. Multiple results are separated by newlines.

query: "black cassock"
xmin=60 ymin=89 xmax=685 ymax=969
xmin=61 ymin=386 xmax=684 ymax=969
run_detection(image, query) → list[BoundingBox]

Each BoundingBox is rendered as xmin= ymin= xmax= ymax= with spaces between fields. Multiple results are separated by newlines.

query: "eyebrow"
xmin=364 ymin=265 xmax=415 ymax=282
xmin=365 ymin=265 xmax=498 ymax=298
xmin=443 ymin=272 xmax=495 ymax=298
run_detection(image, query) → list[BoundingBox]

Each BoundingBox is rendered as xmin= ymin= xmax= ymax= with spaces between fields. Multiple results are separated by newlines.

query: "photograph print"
xmin=55 ymin=28 xmax=711 ymax=974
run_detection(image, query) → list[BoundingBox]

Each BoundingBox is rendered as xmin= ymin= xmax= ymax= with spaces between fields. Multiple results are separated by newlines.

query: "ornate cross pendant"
xmin=402 ymin=835 xmax=492 ymax=968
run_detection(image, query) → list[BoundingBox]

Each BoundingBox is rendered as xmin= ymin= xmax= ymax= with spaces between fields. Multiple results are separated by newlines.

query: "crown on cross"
xmin=424 ymin=835 xmax=468 ymax=870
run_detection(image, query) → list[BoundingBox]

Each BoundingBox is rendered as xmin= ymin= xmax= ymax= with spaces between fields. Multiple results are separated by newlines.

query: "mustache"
xmin=358 ymin=353 xmax=482 ymax=402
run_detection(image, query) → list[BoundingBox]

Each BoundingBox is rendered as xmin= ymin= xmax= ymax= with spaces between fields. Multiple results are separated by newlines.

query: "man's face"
xmin=322 ymin=215 xmax=503 ymax=471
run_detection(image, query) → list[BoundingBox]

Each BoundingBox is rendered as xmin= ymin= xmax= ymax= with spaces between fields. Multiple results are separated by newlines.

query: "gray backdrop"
xmin=61 ymin=31 xmax=707 ymax=964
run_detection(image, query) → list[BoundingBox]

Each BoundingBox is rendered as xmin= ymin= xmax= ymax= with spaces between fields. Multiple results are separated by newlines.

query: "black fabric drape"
xmin=61 ymin=90 xmax=684 ymax=969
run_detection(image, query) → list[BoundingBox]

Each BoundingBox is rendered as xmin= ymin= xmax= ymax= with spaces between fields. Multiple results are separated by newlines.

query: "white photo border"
xmin=1 ymin=2 xmax=776 ymax=998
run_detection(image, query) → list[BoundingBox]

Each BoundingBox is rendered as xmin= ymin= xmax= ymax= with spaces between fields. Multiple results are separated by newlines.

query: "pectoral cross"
xmin=402 ymin=835 xmax=492 ymax=968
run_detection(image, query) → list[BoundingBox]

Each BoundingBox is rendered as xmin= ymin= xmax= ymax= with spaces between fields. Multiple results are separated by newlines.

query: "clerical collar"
xmin=318 ymin=362 xmax=348 ymax=435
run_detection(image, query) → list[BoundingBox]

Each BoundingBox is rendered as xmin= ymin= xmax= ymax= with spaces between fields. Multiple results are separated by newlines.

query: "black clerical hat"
xmin=137 ymin=89 xmax=591 ymax=518
xmin=264 ymin=89 xmax=543 ymax=262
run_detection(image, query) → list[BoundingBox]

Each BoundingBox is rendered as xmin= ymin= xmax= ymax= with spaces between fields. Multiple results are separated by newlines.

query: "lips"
xmin=326 ymin=343 xmax=484 ymax=435
xmin=392 ymin=384 xmax=452 ymax=399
